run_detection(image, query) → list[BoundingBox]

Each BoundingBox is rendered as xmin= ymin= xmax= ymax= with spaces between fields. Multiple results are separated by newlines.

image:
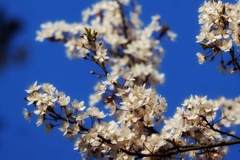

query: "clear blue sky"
xmin=0 ymin=0 xmax=239 ymax=159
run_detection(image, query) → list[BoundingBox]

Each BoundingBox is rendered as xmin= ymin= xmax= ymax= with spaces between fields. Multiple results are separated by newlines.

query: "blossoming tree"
xmin=23 ymin=0 xmax=240 ymax=159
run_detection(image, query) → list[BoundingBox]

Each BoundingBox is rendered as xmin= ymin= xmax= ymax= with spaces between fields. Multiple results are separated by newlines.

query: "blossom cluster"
xmin=217 ymin=96 xmax=240 ymax=127
xmin=24 ymin=0 xmax=240 ymax=159
xmin=24 ymin=80 xmax=168 ymax=159
xmin=36 ymin=0 xmax=176 ymax=88
xmin=25 ymin=80 xmax=239 ymax=159
xmin=196 ymin=0 xmax=240 ymax=73
xmin=163 ymin=95 xmax=228 ymax=159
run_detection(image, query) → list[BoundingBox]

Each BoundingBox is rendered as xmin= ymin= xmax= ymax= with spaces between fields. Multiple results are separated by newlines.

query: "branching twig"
xmin=116 ymin=0 xmax=128 ymax=40
xmin=120 ymin=139 xmax=240 ymax=158
xmin=201 ymin=115 xmax=240 ymax=140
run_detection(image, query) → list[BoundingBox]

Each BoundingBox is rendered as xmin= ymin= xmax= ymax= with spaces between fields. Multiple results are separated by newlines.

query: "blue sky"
xmin=0 ymin=0 xmax=239 ymax=159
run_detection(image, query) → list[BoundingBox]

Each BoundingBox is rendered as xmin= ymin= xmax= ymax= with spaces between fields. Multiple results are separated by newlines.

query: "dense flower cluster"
xmin=217 ymin=96 xmax=240 ymax=127
xmin=24 ymin=0 xmax=240 ymax=159
xmin=196 ymin=0 xmax=240 ymax=73
xmin=36 ymin=0 xmax=176 ymax=88
xmin=25 ymin=80 xmax=239 ymax=159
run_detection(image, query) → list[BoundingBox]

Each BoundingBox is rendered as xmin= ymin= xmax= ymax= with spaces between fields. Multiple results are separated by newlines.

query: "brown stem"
xmin=201 ymin=115 xmax=240 ymax=139
xmin=121 ymin=139 xmax=240 ymax=158
xmin=116 ymin=0 xmax=128 ymax=40
xmin=229 ymin=47 xmax=240 ymax=71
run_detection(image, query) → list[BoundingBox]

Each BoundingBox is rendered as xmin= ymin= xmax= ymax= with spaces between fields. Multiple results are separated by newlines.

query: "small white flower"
xmin=218 ymin=39 xmax=232 ymax=52
xmin=103 ymin=74 xmax=119 ymax=85
xmin=58 ymin=95 xmax=70 ymax=106
xmin=97 ymin=84 xmax=106 ymax=95
xmin=33 ymin=104 xmax=48 ymax=116
xmin=25 ymin=81 xmax=41 ymax=94
xmin=41 ymin=83 xmax=56 ymax=94
xmin=59 ymin=121 xmax=70 ymax=136
xmin=167 ymin=31 xmax=177 ymax=41
xmin=36 ymin=115 xmax=44 ymax=126
xmin=23 ymin=108 xmax=31 ymax=121
xmin=72 ymin=99 xmax=86 ymax=111
xmin=87 ymin=106 xmax=107 ymax=119
xmin=94 ymin=46 xmax=109 ymax=63
xmin=196 ymin=52 xmax=206 ymax=64
xmin=123 ymin=71 xmax=135 ymax=82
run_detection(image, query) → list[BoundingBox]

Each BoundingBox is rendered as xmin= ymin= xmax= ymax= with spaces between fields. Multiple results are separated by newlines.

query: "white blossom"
xmin=23 ymin=0 xmax=240 ymax=159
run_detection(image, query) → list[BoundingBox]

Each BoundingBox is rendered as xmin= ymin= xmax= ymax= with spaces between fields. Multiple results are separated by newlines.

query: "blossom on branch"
xmin=23 ymin=0 xmax=240 ymax=159
xmin=197 ymin=0 xmax=240 ymax=72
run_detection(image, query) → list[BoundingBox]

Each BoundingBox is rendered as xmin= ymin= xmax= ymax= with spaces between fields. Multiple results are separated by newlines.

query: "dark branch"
xmin=121 ymin=139 xmax=240 ymax=158
xmin=201 ymin=115 xmax=240 ymax=140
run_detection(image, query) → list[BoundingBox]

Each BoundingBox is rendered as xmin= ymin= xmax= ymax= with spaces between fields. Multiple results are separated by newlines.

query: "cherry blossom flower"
xmin=87 ymin=106 xmax=107 ymax=119
xmin=22 ymin=108 xmax=31 ymax=121
xmin=58 ymin=95 xmax=70 ymax=106
xmin=196 ymin=52 xmax=206 ymax=64
xmin=94 ymin=47 xmax=109 ymax=63
xmin=25 ymin=81 xmax=41 ymax=94
xmin=72 ymin=99 xmax=86 ymax=111
xmin=23 ymin=0 xmax=240 ymax=159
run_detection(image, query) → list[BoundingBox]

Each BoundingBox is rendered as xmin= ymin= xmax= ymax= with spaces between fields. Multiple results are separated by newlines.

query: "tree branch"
xmin=116 ymin=0 xmax=128 ymax=40
xmin=201 ymin=115 xmax=240 ymax=140
xmin=121 ymin=139 xmax=240 ymax=158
